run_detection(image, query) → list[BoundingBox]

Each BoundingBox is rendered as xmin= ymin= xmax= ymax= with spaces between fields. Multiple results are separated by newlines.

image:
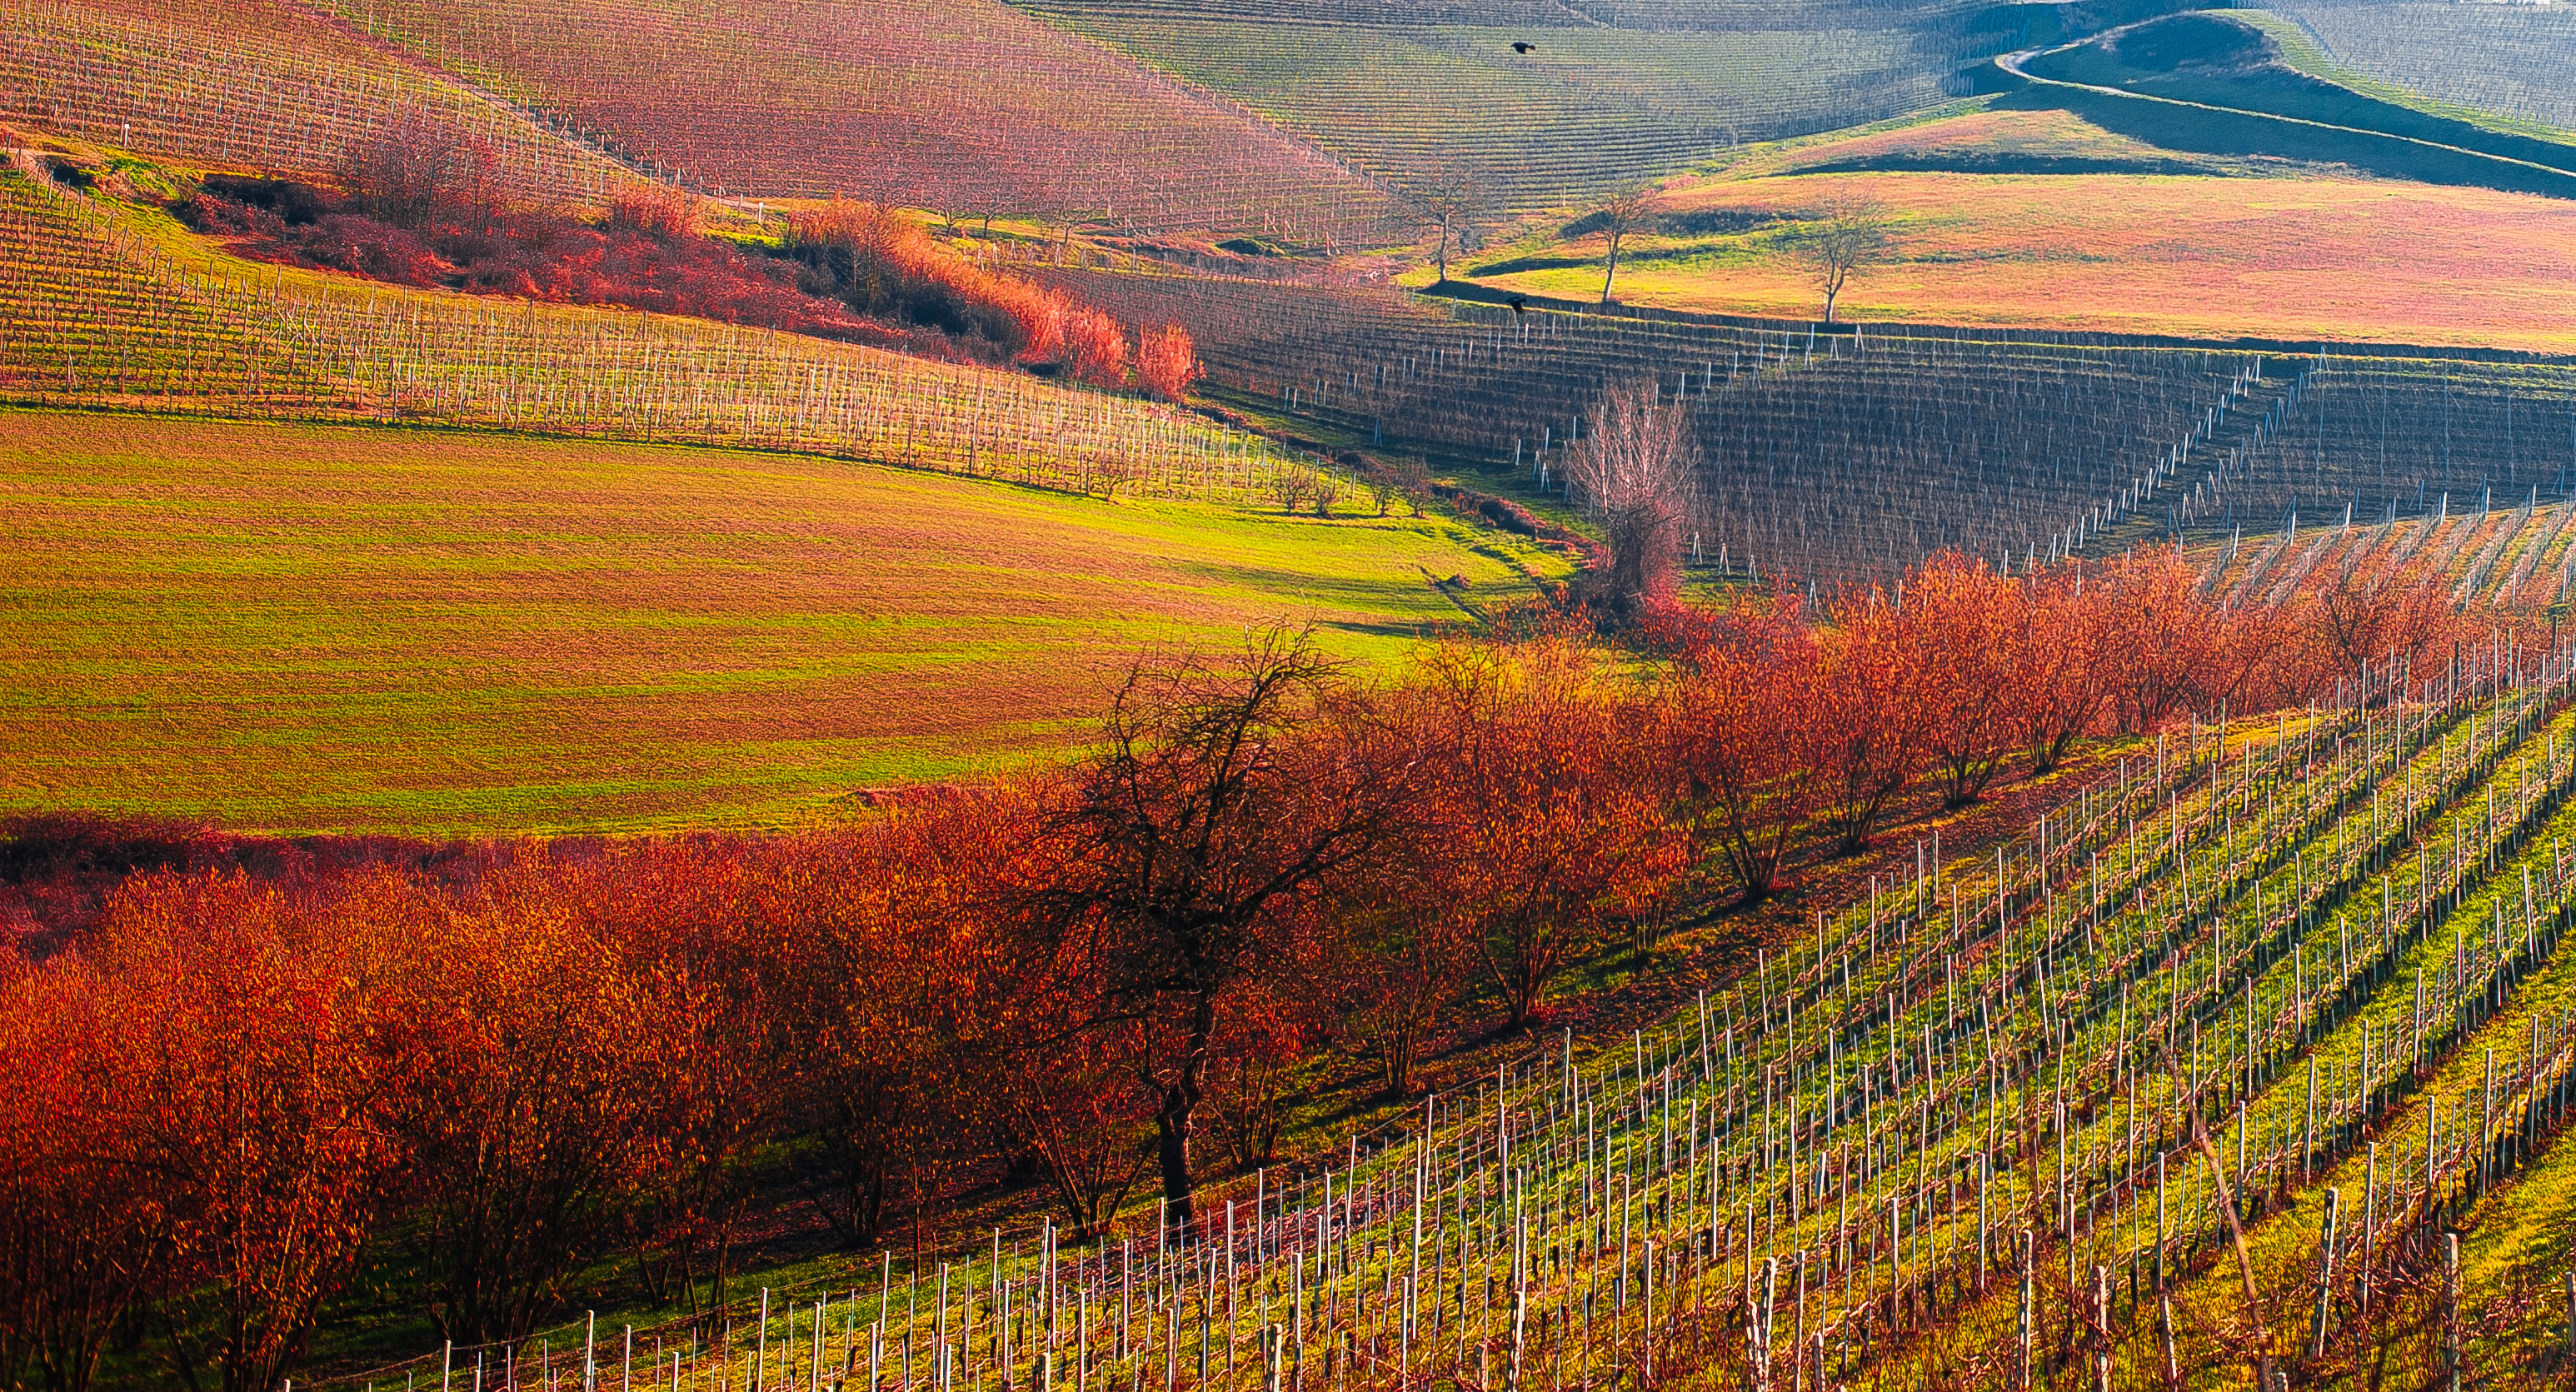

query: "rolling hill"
xmin=0 ymin=0 xmax=643 ymax=207
xmin=0 ymin=409 xmax=1561 ymax=831
xmin=1016 ymin=2 xmax=1960 ymax=212
xmin=0 ymin=160 xmax=1320 ymax=506
xmin=1469 ymin=156 xmax=2576 ymax=353
xmin=1021 ymin=0 xmax=1974 ymax=212
xmin=282 ymin=0 xmax=1412 ymax=243
xmin=2256 ymin=0 xmax=2576 ymax=140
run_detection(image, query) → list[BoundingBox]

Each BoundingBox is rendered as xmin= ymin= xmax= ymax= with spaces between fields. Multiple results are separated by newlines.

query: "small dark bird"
xmin=1512 ymin=40 xmax=1535 ymax=53
xmin=1508 ymin=295 xmax=1528 ymax=314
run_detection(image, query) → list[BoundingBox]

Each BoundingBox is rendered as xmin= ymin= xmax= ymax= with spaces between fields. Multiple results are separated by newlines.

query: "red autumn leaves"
xmin=1656 ymin=542 xmax=2471 ymax=903
xmin=0 ymin=541 xmax=2474 ymax=1392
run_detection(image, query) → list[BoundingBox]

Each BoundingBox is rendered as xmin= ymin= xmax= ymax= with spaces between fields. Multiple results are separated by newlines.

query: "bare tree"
xmin=1568 ymin=378 xmax=1700 ymax=619
xmin=1268 ymin=466 xmax=1316 ymax=515
xmin=1795 ymin=192 xmax=1893 ymax=325
xmin=1416 ymin=166 xmax=1484 ymax=287
xmin=1037 ymin=628 xmax=1397 ymax=1233
xmin=338 ymin=107 xmax=498 ymax=231
xmin=1590 ymin=187 xmax=1655 ymax=306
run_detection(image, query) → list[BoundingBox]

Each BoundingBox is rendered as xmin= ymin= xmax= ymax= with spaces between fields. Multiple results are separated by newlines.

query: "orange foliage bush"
xmin=1063 ymin=307 xmax=1131 ymax=390
xmin=606 ymin=183 xmax=707 ymax=242
xmin=1810 ymin=586 xmax=1921 ymax=854
xmin=1907 ymin=551 xmax=2029 ymax=809
xmin=1662 ymin=593 xmax=1827 ymax=906
xmin=1135 ymin=324 xmax=1201 ymax=403
xmin=786 ymin=200 xmax=1143 ymax=382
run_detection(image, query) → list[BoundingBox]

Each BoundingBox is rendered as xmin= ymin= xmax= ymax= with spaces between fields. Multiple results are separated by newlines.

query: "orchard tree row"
xmin=0 ymin=527 xmax=2499 ymax=1392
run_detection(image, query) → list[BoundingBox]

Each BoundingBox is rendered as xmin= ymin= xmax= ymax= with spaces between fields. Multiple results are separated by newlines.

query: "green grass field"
xmin=0 ymin=409 xmax=1563 ymax=833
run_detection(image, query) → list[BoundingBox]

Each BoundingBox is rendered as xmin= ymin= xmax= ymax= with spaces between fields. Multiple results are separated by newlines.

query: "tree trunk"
xmin=1380 ymin=1017 xmax=1419 ymax=1099
xmin=1505 ymin=973 xmax=1540 ymax=1030
xmin=1156 ymin=1076 xmax=1198 ymax=1232
xmin=1157 ymin=995 xmax=1216 ymax=1235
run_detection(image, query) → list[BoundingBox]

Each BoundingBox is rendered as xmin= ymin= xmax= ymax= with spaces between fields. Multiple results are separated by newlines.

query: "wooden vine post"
xmin=2306 ymin=1188 xmax=2339 ymax=1361
xmin=2016 ymin=1230 xmax=2034 ymax=1392
xmin=2444 ymin=1232 xmax=2463 ymax=1392
xmin=2564 ymin=1270 xmax=2575 ymax=1366
xmin=2090 ymin=1265 xmax=2111 ymax=1392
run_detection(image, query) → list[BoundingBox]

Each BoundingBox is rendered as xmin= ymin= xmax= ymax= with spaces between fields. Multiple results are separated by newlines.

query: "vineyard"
xmin=252 ymin=641 xmax=2576 ymax=1392
xmin=22 ymin=0 xmax=2576 ymax=1387
xmin=281 ymin=0 xmax=1406 ymax=243
xmin=1014 ymin=7 xmax=1954 ymax=211
xmin=2255 ymin=0 xmax=2576 ymax=142
xmin=0 ymin=170 xmax=1336 ymax=506
xmin=1021 ymin=267 xmax=2576 ymax=589
xmin=0 ymin=0 xmax=642 ymax=207
xmin=2194 ymin=490 xmax=2576 ymax=617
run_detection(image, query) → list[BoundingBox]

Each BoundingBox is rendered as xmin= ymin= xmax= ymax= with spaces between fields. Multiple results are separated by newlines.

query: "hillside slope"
xmin=287 ymin=0 xmax=1410 ymax=243
xmin=0 ymin=0 xmax=641 ymax=207
xmin=1475 ymin=163 xmax=2576 ymax=352
xmin=2009 ymin=10 xmax=2576 ymax=197
xmin=0 ymin=166 xmax=1325 ymax=506
xmin=2259 ymin=0 xmax=2576 ymax=140
xmin=1021 ymin=0 xmax=1964 ymax=211
xmin=290 ymin=666 xmax=2576 ymax=1392
xmin=0 ymin=410 xmax=1558 ymax=831
xmin=1038 ymin=265 xmax=2576 ymax=587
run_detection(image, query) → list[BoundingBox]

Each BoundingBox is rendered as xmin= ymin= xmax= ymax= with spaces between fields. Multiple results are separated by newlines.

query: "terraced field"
xmin=1018 ymin=10 xmax=1952 ymax=211
xmin=1032 ymin=267 xmax=2576 ymax=587
xmin=0 ymin=409 xmax=1556 ymax=831
xmin=0 ymin=167 xmax=1327 ymax=506
xmin=0 ymin=0 xmax=642 ymax=207
xmin=287 ymin=0 xmax=1407 ymax=242
xmin=312 ymin=655 xmax=2576 ymax=1392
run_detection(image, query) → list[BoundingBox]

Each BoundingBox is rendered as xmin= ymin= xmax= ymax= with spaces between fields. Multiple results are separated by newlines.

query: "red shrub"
xmin=178 ymin=182 xmax=1137 ymax=377
xmin=783 ymin=200 xmax=1148 ymax=372
xmin=1063 ymin=307 xmax=1130 ymax=390
xmin=299 ymin=213 xmax=453 ymax=286
xmin=1010 ymin=284 xmax=1069 ymax=364
xmin=338 ymin=107 xmax=501 ymax=231
xmin=1135 ymin=324 xmax=1200 ymax=402
xmin=605 ymin=184 xmax=705 ymax=242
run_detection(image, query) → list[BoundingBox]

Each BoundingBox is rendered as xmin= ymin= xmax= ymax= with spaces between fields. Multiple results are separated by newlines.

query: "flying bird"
xmin=1512 ymin=41 xmax=1535 ymax=53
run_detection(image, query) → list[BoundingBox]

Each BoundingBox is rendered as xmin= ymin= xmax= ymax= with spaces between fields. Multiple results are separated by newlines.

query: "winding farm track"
xmin=1993 ymin=27 xmax=2576 ymax=195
